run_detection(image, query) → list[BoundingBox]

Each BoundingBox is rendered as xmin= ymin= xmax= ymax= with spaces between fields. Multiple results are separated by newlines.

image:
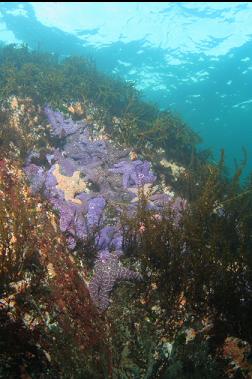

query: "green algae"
xmin=0 ymin=44 xmax=202 ymax=166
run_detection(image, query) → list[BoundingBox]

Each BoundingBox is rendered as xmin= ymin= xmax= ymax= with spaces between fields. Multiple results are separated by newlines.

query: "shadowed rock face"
xmin=24 ymin=107 xmax=186 ymax=310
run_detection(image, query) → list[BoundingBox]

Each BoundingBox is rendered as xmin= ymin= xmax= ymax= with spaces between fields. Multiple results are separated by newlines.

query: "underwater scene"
xmin=0 ymin=2 xmax=252 ymax=378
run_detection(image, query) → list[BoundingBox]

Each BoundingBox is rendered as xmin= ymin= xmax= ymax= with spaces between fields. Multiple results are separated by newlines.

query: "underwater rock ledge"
xmin=24 ymin=104 xmax=186 ymax=311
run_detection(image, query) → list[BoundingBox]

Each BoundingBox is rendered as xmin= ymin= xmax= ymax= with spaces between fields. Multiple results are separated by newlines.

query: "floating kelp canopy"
xmin=0 ymin=43 xmax=252 ymax=378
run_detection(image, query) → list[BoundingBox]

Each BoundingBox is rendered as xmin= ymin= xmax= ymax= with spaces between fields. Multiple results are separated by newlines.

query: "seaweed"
xmin=0 ymin=43 xmax=251 ymax=378
xmin=0 ymin=160 xmax=110 ymax=378
xmin=0 ymin=44 xmax=202 ymax=165
xmin=104 ymin=153 xmax=252 ymax=377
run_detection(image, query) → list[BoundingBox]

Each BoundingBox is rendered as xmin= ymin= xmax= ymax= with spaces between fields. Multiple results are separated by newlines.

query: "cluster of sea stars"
xmin=24 ymin=107 xmax=185 ymax=311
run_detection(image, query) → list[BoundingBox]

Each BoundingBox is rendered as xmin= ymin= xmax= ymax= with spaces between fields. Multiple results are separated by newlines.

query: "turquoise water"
xmin=1 ymin=2 xmax=252 ymax=177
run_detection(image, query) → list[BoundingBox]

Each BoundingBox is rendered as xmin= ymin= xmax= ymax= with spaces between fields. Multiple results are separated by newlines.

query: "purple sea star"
xmin=88 ymin=251 xmax=142 ymax=311
xmin=87 ymin=196 xmax=106 ymax=227
xmin=96 ymin=225 xmax=123 ymax=251
xmin=24 ymin=164 xmax=46 ymax=194
xmin=44 ymin=106 xmax=80 ymax=138
xmin=109 ymin=160 xmax=156 ymax=188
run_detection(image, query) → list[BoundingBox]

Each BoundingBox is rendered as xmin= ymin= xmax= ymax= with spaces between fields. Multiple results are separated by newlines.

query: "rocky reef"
xmin=24 ymin=106 xmax=185 ymax=311
xmin=1 ymin=45 xmax=252 ymax=379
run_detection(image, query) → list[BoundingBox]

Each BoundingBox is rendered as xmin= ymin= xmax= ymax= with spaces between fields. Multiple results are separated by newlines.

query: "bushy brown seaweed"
xmin=105 ymin=157 xmax=252 ymax=378
xmin=0 ymin=98 xmax=51 ymax=161
xmin=0 ymin=159 xmax=109 ymax=378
